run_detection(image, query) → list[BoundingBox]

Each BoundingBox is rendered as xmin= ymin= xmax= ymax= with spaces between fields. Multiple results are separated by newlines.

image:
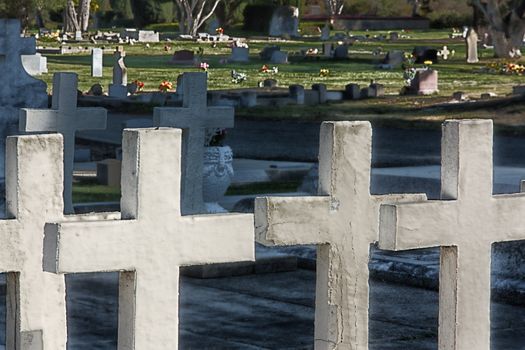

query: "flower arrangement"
xmin=216 ymin=27 xmax=224 ymax=35
xmin=319 ymin=68 xmax=330 ymax=77
xmin=133 ymin=80 xmax=145 ymax=92
xmin=205 ymin=128 xmax=227 ymax=147
xmin=200 ymin=62 xmax=209 ymax=72
xmin=260 ymin=65 xmax=278 ymax=74
xmin=486 ymin=61 xmax=525 ymax=75
xmin=231 ymin=70 xmax=247 ymax=84
xmin=158 ymin=80 xmax=173 ymax=92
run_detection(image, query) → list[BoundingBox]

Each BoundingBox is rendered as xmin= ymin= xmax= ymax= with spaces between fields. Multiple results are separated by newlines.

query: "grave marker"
xmin=229 ymin=47 xmax=249 ymax=63
xmin=0 ymin=133 xmax=67 ymax=349
xmin=20 ymin=73 xmax=107 ymax=214
xmin=91 ymin=48 xmax=103 ymax=77
xmin=44 ymin=128 xmax=254 ymax=349
xmin=379 ymin=119 xmax=525 ymax=350
xmin=255 ymin=121 xmax=425 ymax=349
xmin=153 ymin=72 xmax=234 ymax=214
xmin=466 ymin=28 xmax=479 ymax=63
xmin=109 ymin=46 xmax=128 ymax=98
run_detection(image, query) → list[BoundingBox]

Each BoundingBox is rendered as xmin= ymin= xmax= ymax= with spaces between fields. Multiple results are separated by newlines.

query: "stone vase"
xmin=203 ymin=146 xmax=233 ymax=213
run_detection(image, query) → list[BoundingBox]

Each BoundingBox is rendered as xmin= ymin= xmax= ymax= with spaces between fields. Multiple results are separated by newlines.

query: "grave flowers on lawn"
xmin=133 ymin=80 xmax=145 ymax=92
xmin=319 ymin=68 xmax=330 ymax=77
xmin=231 ymin=70 xmax=247 ymax=84
xmin=159 ymin=80 xmax=173 ymax=92
xmin=486 ymin=61 xmax=525 ymax=76
xmin=260 ymin=65 xmax=278 ymax=74
xmin=200 ymin=62 xmax=209 ymax=72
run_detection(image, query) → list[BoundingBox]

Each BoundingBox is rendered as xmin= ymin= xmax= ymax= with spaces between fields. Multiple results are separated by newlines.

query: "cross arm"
xmin=178 ymin=213 xmax=254 ymax=265
xmin=43 ymin=219 xmax=138 ymax=274
xmin=492 ymin=193 xmax=525 ymax=242
xmin=379 ymin=200 xmax=458 ymax=250
xmin=255 ymin=196 xmax=331 ymax=246
xmin=19 ymin=109 xmax=59 ymax=132
xmin=75 ymin=108 xmax=107 ymax=130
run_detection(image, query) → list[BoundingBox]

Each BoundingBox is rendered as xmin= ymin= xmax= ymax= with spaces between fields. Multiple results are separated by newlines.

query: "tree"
xmin=471 ymin=0 xmax=525 ymax=58
xmin=324 ymin=0 xmax=344 ymax=16
xmin=215 ymin=0 xmax=244 ymax=28
xmin=64 ymin=0 xmax=94 ymax=32
xmin=174 ymin=0 xmax=221 ymax=35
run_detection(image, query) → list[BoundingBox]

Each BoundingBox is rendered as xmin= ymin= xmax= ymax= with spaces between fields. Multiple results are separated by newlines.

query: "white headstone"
xmin=91 ymin=48 xmax=103 ymax=77
xmin=20 ymin=73 xmax=107 ymax=214
xmin=153 ymin=72 xmax=234 ymax=214
xmin=21 ymin=53 xmax=47 ymax=75
xmin=109 ymin=46 xmax=128 ymax=98
xmin=438 ymin=45 xmax=451 ymax=60
xmin=379 ymin=119 xmax=525 ymax=350
xmin=0 ymin=133 xmax=67 ymax=349
xmin=138 ymin=30 xmax=159 ymax=43
xmin=75 ymin=30 xmax=82 ymax=41
xmin=43 ymin=128 xmax=254 ymax=349
xmin=466 ymin=28 xmax=479 ymax=63
xmin=255 ymin=121 xmax=426 ymax=349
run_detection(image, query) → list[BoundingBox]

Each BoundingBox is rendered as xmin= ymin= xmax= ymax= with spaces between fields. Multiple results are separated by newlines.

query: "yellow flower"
xmin=424 ymin=60 xmax=433 ymax=65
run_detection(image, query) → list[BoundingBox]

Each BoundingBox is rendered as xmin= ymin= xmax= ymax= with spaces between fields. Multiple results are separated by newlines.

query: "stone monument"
xmin=109 ymin=46 xmax=128 ymax=98
xmin=466 ymin=28 xmax=479 ymax=63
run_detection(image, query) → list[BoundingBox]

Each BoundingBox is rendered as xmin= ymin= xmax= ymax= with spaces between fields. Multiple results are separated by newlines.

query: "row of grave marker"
xmin=3 ymin=111 xmax=519 ymax=350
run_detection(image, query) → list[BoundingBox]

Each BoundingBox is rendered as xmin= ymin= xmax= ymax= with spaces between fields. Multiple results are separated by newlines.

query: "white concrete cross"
xmin=438 ymin=45 xmax=451 ymax=60
xmin=153 ymin=72 xmax=234 ymax=214
xmin=255 ymin=121 xmax=426 ymax=349
xmin=0 ymin=133 xmax=67 ymax=350
xmin=379 ymin=119 xmax=525 ymax=350
xmin=43 ymin=127 xmax=254 ymax=349
xmin=20 ymin=72 xmax=107 ymax=214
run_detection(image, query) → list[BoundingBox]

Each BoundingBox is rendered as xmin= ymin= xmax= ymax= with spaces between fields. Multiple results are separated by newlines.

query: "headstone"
xmin=20 ymin=73 xmax=107 ymax=214
xmin=344 ymin=83 xmax=361 ymax=100
xmin=452 ymin=91 xmax=467 ymax=101
xmin=289 ymin=85 xmax=305 ymax=105
xmin=312 ymin=84 xmax=327 ymax=104
xmin=263 ymin=79 xmax=278 ymax=88
xmin=75 ymin=30 xmax=82 ymax=41
xmin=269 ymin=6 xmax=300 ymax=37
xmin=138 ymin=30 xmax=159 ymax=43
xmin=229 ymin=47 xmax=250 ymax=63
xmin=333 ymin=45 xmax=348 ymax=59
xmin=240 ymin=91 xmax=257 ymax=107
xmin=91 ymin=48 xmax=103 ymax=77
xmin=260 ymin=46 xmax=280 ymax=61
xmin=207 ymin=18 xmax=220 ymax=34
xmin=43 ymin=128 xmax=254 ymax=350
xmin=466 ymin=28 xmax=479 ymax=63
xmin=413 ymin=46 xmax=439 ymax=64
xmin=0 ymin=19 xmax=48 ymax=183
xmin=270 ymin=50 xmax=288 ymax=64
xmin=382 ymin=50 xmax=405 ymax=68
xmin=109 ymin=46 xmax=128 ymax=98
xmin=153 ymin=72 xmax=234 ymax=215
xmin=368 ymin=83 xmax=385 ymax=97
xmin=97 ymin=159 xmax=121 ymax=187
xmin=170 ymin=50 xmax=196 ymax=66
xmin=389 ymin=31 xmax=399 ymax=41
xmin=121 ymin=28 xmax=138 ymax=40
xmin=379 ymin=119 xmax=525 ymax=350
xmin=255 ymin=121 xmax=425 ymax=349
xmin=323 ymin=42 xmax=332 ymax=58
xmin=320 ymin=24 xmax=330 ymax=41
xmin=21 ymin=53 xmax=48 ymax=75
xmin=410 ymin=69 xmax=439 ymax=95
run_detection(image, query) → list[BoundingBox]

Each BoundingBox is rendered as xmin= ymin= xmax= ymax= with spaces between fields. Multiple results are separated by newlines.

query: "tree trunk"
xmin=79 ymin=0 xmax=91 ymax=32
xmin=64 ymin=0 xmax=80 ymax=32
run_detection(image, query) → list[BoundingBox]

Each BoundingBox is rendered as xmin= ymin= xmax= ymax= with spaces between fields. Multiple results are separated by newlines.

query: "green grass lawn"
xmin=38 ymin=29 xmax=525 ymax=97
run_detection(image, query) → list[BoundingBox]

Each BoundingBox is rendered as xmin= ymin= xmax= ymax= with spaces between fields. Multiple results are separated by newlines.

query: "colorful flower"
xmin=133 ymin=80 xmax=145 ymax=92
xmin=319 ymin=68 xmax=330 ymax=77
xmin=159 ymin=80 xmax=173 ymax=92
xmin=200 ymin=62 xmax=209 ymax=72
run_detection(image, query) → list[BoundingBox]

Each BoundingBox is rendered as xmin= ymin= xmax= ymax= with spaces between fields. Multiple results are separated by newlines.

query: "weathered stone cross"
xmin=438 ymin=45 xmax=451 ymax=60
xmin=0 ymin=133 xmax=67 ymax=349
xmin=255 ymin=121 xmax=426 ymax=349
xmin=153 ymin=72 xmax=234 ymax=214
xmin=379 ymin=119 xmax=525 ymax=350
xmin=20 ymin=72 xmax=107 ymax=214
xmin=43 ymin=128 xmax=254 ymax=349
